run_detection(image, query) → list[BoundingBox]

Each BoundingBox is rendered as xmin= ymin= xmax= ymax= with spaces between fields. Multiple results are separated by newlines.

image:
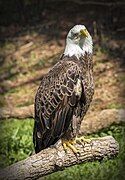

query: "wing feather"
xmin=33 ymin=60 xmax=85 ymax=152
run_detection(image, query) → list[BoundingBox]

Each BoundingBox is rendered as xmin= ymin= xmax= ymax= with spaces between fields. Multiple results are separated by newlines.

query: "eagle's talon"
xmin=62 ymin=139 xmax=79 ymax=154
xmin=76 ymin=139 xmax=85 ymax=146
xmin=76 ymin=136 xmax=92 ymax=145
xmin=62 ymin=142 xmax=68 ymax=153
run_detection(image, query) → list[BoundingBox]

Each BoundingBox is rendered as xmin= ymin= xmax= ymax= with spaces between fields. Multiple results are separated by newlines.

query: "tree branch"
xmin=0 ymin=136 xmax=119 ymax=180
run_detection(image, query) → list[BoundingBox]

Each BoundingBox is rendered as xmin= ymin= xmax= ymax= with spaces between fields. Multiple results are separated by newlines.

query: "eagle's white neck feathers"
xmin=63 ymin=25 xmax=93 ymax=59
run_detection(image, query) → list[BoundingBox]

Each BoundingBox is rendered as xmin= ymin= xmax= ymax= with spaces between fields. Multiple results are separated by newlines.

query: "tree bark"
xmin=0 ymin=136 xmax=119 ymax=180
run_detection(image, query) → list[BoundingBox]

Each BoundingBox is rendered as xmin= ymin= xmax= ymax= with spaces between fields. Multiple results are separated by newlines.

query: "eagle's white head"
xmin=64 ymin=25 xmax=93 ymax=59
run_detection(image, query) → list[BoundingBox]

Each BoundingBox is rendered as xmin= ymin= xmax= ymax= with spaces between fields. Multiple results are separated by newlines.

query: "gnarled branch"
xmin=0 ymin=136 xmax=119 ymax=180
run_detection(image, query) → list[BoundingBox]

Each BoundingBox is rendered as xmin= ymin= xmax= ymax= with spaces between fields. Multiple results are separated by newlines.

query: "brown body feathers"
xmin=33 ymin=54 xmax=94 ymax=153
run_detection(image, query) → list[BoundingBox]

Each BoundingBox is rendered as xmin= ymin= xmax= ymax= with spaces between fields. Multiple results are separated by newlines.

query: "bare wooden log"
xmin=80 ymin=108 xmax=125 ymax=135
xmin=0 ymin=106 xmax=125 ymax=135
xmin=0 ymin=136 xmax=119 ymax=180
xmin=0 ymin=105 xmax=34 ymax=119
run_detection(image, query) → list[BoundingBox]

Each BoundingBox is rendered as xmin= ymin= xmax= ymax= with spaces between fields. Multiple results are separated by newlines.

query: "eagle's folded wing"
xmin=33 ymin=61 xmax=86 ymax=152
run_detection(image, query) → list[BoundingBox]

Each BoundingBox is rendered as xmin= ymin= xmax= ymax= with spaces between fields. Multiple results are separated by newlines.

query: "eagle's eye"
xmin=74 ymin=33 xmax=78 ymax=36
xmin=73 ymin=32 xmax=79 ymax=39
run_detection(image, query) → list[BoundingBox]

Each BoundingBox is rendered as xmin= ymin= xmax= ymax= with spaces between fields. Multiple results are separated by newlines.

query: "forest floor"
xmin=0 ymin=24 xmax=125 ymax=112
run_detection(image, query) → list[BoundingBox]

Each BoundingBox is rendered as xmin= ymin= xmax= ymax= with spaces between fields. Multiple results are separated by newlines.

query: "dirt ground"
xmin=0 ymin=2 xmax=125 ymax=115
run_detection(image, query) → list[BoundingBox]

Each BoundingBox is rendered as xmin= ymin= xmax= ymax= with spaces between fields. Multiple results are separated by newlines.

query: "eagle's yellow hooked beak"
xmin=80 ymin=29 xmax=89 ymax=38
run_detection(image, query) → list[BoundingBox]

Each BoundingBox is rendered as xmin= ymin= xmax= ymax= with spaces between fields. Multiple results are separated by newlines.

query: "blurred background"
xmin=0 ymin=0 xmax=125 ymax=179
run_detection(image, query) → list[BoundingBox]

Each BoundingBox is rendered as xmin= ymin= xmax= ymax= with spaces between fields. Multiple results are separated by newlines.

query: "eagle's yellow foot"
xmin=62 ymin=139 xmax=79 ymax=154
xmin=76 ymin=136 xmax=92 ymax=145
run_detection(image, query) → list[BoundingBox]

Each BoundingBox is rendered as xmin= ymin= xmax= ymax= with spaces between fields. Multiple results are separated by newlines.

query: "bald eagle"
xmin=33 ymin=25 xmax=94 ymax=153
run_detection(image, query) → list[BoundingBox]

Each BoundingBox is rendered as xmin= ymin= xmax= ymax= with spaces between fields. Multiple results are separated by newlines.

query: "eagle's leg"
xmin=62 ymin=139 xmax=79 ymax=154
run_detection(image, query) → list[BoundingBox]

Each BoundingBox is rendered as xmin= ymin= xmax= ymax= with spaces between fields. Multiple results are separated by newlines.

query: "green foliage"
xmin=0 ymin=119 xmax=34 ymax=168
xmin=0 ymin=119 xmax=125 ymax=180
